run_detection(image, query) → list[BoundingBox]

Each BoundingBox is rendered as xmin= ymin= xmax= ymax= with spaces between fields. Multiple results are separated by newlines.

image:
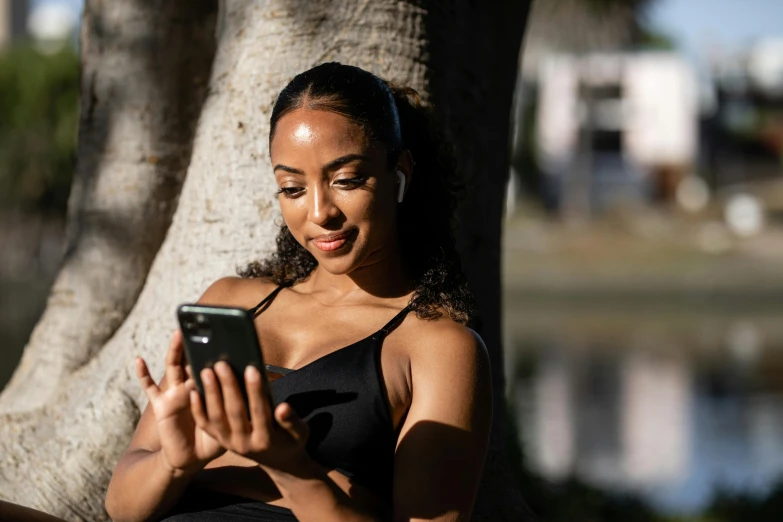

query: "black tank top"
xmin=163 ymin=285 xmax=409 ymax=521
xmin=252 ymin=284 xmax=408 ymax=499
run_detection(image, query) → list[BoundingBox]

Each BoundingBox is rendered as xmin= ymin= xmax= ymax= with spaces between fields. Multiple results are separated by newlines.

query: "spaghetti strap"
xmin=379 ymin=305 xmax=411 ymax=336
xmin=247 ymin=284 xmax=287 ymax=318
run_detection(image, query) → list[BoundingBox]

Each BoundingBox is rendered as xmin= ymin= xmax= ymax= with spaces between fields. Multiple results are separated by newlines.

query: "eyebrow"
xmin=323 ymin=154 xmax=370 ymax=171
xmin=273 ymin=154 xmax=370 ymax=175
xmin=273 ymin=164 xmax=304 ymax=174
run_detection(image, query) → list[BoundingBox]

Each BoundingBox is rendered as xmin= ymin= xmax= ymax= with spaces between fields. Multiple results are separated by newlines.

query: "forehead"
xmin=270 ymin=108 xmax=370 ymax=159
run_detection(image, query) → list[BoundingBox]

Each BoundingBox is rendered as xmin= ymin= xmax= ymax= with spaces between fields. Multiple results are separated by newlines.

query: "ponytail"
xmin=384 ymin=84 xmax=474 ymax=326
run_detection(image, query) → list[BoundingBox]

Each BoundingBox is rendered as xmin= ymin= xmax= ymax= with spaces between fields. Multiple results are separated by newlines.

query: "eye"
xmin=276 ymin=186 xmax=304 ymax=198
xmin=333 ymin=176 xmax=367 ymax=189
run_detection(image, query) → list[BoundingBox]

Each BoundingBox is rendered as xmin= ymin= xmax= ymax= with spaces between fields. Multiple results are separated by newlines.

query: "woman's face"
xmin=269 ymin=108 xmax=400 ymax=275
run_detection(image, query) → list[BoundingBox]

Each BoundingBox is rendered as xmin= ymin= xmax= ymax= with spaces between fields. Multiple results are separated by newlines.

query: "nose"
xmin=307 ymin=183 xmax=340 ymax=226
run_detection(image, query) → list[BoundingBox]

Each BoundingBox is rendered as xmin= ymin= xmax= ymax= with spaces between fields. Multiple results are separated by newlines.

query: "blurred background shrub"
xmin=0 ymin=42 xmax=77 ymax=214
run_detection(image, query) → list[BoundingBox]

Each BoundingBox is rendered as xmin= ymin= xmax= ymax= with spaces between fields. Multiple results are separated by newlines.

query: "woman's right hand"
xmin=136 ymin=331 xmax=226 ymax=475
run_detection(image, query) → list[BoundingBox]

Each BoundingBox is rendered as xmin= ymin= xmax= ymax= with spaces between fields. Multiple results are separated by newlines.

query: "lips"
xmin=311 ymin=230 xmax=353 ymax=252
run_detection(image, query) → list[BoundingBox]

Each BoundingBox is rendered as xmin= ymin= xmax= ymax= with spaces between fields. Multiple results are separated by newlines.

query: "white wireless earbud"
xmin=396 ymin=170 xmax=406 ymax=203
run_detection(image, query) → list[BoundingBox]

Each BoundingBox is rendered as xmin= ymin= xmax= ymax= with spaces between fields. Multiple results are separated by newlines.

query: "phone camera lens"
xmin=179 ymin=312 xmax=195 ymax=332
xmin=195 ymin=314 xmax=206 ymax=325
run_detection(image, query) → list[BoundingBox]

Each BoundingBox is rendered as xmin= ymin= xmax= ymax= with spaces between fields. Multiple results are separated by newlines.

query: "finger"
xmin=190 ymin=390 xmax=210 ymax=429
xmin=275 ymin=402 xmax=308 ymax=443
xmin=246 ymin=365 xmax=273 ymax=433
xmin=201 ymin=368 xmax=229 ymax=437
xmin=214 ymin=362 xmax=250 ymax=434
xmin=165 ymin=330 xmax=185 ymax=385
xmin=185 ymin=363 xmax=193 ymax=381
xmin=135 ymin=357 xmax=161 ymax=402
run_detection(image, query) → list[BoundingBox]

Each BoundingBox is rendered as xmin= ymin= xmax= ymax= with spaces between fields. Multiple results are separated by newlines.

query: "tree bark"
xmin=421 ymin=3 xmax=533 ymax=520
xmin=0 ymin=1 xmax=531 ymax=520
xmin=0 ymin=0 xmax=218 ymax=413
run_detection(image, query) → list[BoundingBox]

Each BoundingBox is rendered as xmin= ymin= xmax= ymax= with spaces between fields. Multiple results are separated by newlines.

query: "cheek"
xmin=349 ymin=192 xmax=397 ymax=242
xmin=337 ymin=190 xmax=387 ymax=226
xmin=278 ymin=197 xmax=308 ymax=233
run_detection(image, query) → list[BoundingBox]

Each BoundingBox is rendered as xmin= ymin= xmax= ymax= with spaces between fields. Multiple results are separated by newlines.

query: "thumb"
xmin=275 ymin=403 xmax=308 ymax=442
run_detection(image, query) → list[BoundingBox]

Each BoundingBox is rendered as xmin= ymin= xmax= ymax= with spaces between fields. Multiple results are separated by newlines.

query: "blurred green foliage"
xmin=637 ymin=28 xmax=676 ymax=50
xmin=705 ymin=483 xmax=783 ymax=522
xmin=0 ymin=43 xmax=79 ymax=215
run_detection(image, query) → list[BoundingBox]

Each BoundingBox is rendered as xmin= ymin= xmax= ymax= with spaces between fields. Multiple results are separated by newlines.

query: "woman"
xmin=105 ymin=62 xmax=492 ymax=522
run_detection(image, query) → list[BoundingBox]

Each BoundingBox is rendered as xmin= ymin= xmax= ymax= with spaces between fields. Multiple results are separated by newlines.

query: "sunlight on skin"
xmin=292 ymin=122 xmax=316 ymax=143
xmin=271 ymin=109 xmax=402 ymax=284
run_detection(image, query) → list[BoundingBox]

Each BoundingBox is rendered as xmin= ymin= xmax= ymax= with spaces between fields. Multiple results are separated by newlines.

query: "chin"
xmin=315 ymin=256 xmax=359 ymax=276
xmin=306 ymin=243 xmax=358 ymax=274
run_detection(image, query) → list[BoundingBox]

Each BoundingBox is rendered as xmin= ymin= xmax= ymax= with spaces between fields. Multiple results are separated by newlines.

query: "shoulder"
xmin=404 ymin=315 xmax=487 ymax=365
xmin=395 ymin=314 xmax=492 ymax=435
xmin=197 ymin=276 xmax=280 ymax=308
xmin=402 ymin=315 xmax=489 ymax=387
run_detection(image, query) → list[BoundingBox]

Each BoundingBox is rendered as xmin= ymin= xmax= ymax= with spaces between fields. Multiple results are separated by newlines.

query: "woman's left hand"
xmin=189 ymin=362 xmax=310 ymax=471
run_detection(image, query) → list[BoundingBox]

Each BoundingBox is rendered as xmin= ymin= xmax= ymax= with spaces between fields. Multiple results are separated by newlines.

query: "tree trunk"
xmin=0 ymin=1 xmax=531 ymax=520
xmin=423 ymin=5 xmax=533 ymax=520
xmin=0 ymin=0 xmax=218 ymax=413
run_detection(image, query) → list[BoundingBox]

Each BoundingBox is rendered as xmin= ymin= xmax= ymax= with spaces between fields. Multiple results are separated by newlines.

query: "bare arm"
xmin=260 ymin=441 xmax=385 ymax=522
xmin=392 ymin=324 xmax=492 ymax=521
xmin=104 ymin=345 xmax=215 ymax=522
xmin=104 ymin=434 xmax=195 ymax=521
xmin=105 ymin=277 xmax=252 ymax=522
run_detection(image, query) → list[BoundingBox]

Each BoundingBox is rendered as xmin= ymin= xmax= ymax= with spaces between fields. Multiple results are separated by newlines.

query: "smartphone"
xmin=177 ymin=304 xmax=274 ymax=412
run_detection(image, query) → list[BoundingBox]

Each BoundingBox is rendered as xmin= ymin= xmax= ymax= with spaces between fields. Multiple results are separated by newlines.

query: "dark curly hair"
xmin=240 ymin=62 xmax=475 ymax=327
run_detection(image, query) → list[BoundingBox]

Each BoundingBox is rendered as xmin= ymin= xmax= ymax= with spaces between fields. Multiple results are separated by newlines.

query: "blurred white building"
xmin=536 ymin=52 xmax=699 ymax=213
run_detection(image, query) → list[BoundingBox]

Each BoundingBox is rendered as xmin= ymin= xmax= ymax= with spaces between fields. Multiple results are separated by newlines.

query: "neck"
xmin=307 ymin=240 xmax=413 ymax=303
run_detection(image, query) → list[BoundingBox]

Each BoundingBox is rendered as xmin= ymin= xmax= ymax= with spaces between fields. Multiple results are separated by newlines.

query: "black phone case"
xmin=177 ymin=304 xmax=274 ymax=408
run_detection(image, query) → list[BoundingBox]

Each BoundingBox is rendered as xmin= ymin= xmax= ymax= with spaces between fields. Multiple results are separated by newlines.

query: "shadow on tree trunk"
xmin=424 ymin=2 xmax=535 ymax=520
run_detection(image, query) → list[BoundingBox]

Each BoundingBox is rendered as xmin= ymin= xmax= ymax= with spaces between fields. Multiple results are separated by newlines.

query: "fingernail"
xmin=245 ymin=366 xmax=260 ymax=382
xmin=201 ymin=369 xmax=212 ymax=383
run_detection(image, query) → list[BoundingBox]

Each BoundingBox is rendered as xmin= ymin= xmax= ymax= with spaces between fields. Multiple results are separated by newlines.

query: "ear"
xmin=395 ymin=149 xmax=414 ymax=203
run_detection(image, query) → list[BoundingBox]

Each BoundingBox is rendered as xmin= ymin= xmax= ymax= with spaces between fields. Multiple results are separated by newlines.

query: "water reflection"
xmin=505 ymin=301 xmax=783 ymax=516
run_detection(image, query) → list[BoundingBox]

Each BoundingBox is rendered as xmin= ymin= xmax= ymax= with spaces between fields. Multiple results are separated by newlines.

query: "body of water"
xmin=505 ymin=298 xmax=783 ymax=517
